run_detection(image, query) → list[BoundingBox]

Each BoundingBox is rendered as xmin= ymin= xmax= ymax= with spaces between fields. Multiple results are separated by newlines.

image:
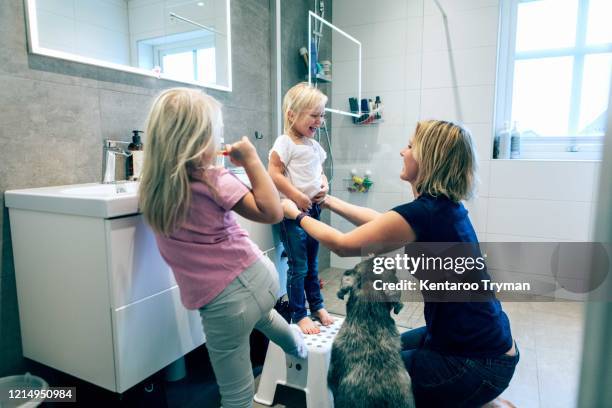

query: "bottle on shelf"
xmin=497 ymin=121 xmax=511 ymax=159
xmin=510 ymin=121 xmax=521 ymax=159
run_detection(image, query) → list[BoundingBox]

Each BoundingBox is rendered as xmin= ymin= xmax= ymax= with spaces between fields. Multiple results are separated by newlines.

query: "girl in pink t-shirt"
xmin=139 ymin=88 xmax=306 ymax=408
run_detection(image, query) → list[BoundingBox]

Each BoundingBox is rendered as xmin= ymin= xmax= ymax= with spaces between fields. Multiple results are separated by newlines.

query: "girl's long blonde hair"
xmin=411 ymin=120 xmax=478 ymax=202
xmin=139 ymin=88 xmax=223 ymax=235
xmin=282 ymin=82 xmax=327 ymax=135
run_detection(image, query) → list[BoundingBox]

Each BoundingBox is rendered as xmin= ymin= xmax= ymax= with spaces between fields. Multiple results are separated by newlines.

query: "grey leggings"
xmin=199 ymin=256 xmax=299 ymax=408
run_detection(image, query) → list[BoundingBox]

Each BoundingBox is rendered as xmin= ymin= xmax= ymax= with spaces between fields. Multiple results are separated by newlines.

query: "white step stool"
xmin=254 ymin=317 xmax=344 ymax=408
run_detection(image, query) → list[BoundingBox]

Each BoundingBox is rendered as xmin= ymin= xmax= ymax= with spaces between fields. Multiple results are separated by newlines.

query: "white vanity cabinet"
xmin=5 ymin=182 xmax=284 ymax=393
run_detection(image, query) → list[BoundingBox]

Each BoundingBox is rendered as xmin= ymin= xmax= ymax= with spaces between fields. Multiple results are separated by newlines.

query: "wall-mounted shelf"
xmin=352 ymin=107 xmax=383 ymax=125
xmin=349 ymin=96 xmax=383 ymax=125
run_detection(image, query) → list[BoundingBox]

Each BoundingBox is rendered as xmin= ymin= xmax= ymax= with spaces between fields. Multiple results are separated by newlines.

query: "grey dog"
xmin=328 ymin=258 xmax=415 ymax=408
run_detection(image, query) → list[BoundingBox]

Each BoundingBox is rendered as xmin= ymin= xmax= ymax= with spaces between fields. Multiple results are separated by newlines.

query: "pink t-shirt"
xmin=155 ymin=167 xmax=263 ymax=310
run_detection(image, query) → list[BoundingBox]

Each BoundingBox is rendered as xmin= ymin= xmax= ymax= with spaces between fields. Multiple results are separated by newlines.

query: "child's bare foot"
xmin=297 ymin=316 xmax=320 ymax=334
xmin=313 ymin=308 xmax=334 ymax=326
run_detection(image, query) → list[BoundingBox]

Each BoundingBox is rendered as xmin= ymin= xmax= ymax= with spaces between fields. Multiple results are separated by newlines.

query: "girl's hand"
xmin=227 ymin=136 xmax=258 ymax=167
xmin=293 ymin=192 xmax=312 ymax=212
xmin=312 ymin=180 xmax=329 ymax=203
xmin=282 ymin=199 xmax=301 ymax=220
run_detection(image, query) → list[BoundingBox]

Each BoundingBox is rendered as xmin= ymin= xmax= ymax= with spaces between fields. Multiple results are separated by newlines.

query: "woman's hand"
xmin=282 ymin=199 xmax=301 ymax=220
xmin=319 ymin=194 xmax=332 ymax=209
xmin=227 ymin=136 xmax=258 ymax=168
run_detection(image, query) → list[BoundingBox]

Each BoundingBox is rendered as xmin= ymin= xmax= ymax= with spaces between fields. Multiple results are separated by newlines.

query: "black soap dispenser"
xmin=128 ymin=130 xmax=144 ymax=181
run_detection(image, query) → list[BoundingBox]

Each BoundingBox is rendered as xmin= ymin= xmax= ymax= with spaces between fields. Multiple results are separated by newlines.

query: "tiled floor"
xmin=22 ymin=267 xmax=584 ymax=408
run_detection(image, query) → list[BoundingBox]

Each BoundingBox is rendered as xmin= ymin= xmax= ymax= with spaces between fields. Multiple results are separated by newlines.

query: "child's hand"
xmin=293 ymin=192 xmax=312 ymax=212
xmin=282 ymin=199 xmax=301 ymax=220
xmin=227 ymin=136 xmax=258 ymax=167
xmin=312 ymin=181 xmax=329 ymax=203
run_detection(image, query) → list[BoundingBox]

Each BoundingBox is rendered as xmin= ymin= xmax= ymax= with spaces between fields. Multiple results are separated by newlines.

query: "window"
xmin=160 ymin=46 xmax=217 ymax=84
xmin=495 ymin=0 xmax=612 ymax=160
xmin=137 ymin=31 xmax=217 ymax=85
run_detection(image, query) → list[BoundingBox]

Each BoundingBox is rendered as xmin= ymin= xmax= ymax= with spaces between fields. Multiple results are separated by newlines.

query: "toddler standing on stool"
xmin=269 ymin=82 xmax=334 ymax=334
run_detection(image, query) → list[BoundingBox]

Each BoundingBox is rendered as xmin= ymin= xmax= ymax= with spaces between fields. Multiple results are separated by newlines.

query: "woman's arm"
xmin=283 ymin=199 xmax=416 ymax=256
xmin=323 ymin=195 xmax=383 ymax=226
xmin=229 ymin=137 xmax=283 ymax=224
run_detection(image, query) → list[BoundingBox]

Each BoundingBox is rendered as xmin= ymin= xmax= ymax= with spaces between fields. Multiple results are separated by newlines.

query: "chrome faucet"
xmin=101 ymin=139 xmax=132 ymax=184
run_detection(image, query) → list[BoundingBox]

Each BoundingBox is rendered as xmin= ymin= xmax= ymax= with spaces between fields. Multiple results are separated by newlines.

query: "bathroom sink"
xmin=5 ymin=170 xmax=249 ymax=219
xmin=61 ymin=182 xmax=139 ymax=197
xmin=5 ymin=182 xmax=140 ymax=218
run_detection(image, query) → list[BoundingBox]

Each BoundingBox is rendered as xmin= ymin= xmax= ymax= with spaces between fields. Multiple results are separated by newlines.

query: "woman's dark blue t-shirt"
xmin=392 ymin=194 xmax=512 ymax=357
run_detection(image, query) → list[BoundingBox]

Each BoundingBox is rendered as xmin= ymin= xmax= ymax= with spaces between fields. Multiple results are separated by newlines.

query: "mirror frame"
xmin=24 ymin=0 xmax=233 ymax=92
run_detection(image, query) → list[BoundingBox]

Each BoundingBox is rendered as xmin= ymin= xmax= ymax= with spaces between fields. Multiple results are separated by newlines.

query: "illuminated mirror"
xmin=25 ymin=0 xmax=232 ymax=91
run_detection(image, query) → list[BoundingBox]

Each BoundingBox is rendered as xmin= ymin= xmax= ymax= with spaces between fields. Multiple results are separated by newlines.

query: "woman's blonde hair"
xmin=411 ymin=120 xmax=478 ymax=202
xmin=282 ymin=82 xmax=327 ymax=135
xmin=139 ymin=87 xmax=223 ymax=235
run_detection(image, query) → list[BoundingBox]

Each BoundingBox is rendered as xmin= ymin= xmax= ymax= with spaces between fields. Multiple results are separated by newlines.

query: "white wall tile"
xmin=404 ymin=16 xmax=424 ymax=54
xmin=76 ymin=23 xmax=130 ymax=65
xmin=333 ymin=0 xmax=410 ymax=27
xmin=466 ymin=122 xmax=494 ymax=162
xmin=422 ymin=7 xmax=499 ymax=51
xmin=366 ymin=90 xmax=406 ymax=126
xmin=423 ymin=0 xmax=499 ymax=16
xmin=333 ymin=190 xmax=404 ymax=213
xmin=476 ymin=158 xmax=491 ymax=197
xmin=591 ymin=161 xmax=603 ymax=202
xmin=487 ymin=198 xmax=591 ymax=241
xmin=332 ymin=60 xmax=361 ymax=95
xmin=486 ymin=233 xmax=571 ymax=242
xmin=403 ymin=90 xmax=421 ymax=125
xmin=363 ymin=158 xmax=407 ymax=193
xmin=128 ymin=3 xmax=165 ymax=35
xmin=37 ymin=0 xmax=75 ymax=18
xmin=420 ymin=86 xmax=495 ymax=123
xmin=331 ymin=125 xmax=403 ymax=161
xmin=362 ymin=20 xmax=409 ymax=59
xmin=407 ymin=0 xmax=425 ymax=17
xmin=76 ymin=0 xmax=129 ymax=33
xmin=363 ymin=56 xmax=406 ymax=92
xmin=488 ymin=161 xmax=597 ymax=202
xmin=464 ymin=196 xmax=488 ymax=233
xmin=421 ymin=46 xmax=497 ymax=88
xmin=37 ymin=10 xmax=76 ymax=52
xmin=405 ymin=52 xmax=422 ymax=90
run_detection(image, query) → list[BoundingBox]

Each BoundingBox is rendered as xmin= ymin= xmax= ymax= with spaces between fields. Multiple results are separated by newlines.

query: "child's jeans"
xmin=279 ymin=203 xmax=324 ymax=323
xmin=400 ymin=326 xmax=519 ymax=407
xmin=199 ymin=256 xmax=301 ymax=408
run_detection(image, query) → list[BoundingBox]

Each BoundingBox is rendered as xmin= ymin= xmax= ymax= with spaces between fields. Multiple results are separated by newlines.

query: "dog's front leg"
xmin=327 ymin=348 xmax=342 ymax=396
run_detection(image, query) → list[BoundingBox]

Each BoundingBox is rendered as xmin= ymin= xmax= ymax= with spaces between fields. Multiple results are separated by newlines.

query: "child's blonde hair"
xmin=282 ymin=82 xmax=327 ymax=135
xmin=139 ymin=87 xmax=223 ymax=235
xmin=411 ymin=120 xmax=478 ymax=202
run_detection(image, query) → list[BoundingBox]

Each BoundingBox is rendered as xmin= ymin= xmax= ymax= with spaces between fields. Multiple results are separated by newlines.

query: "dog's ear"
xmin=337 ymin=274 xmax=356 ymax=300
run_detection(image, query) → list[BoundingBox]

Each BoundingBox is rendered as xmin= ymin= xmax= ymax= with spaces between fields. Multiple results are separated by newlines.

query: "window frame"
xmin=153 ymin=36 xmax=216 ymax=84
xmin=495 ymin=0 xmax=612 ymax=160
